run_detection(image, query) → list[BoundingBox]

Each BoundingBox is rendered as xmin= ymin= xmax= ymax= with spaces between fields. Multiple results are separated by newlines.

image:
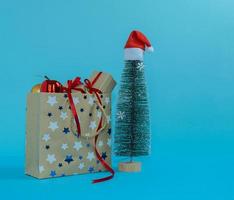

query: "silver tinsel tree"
xmin=114 ymin=60 xmax=150 ymax=160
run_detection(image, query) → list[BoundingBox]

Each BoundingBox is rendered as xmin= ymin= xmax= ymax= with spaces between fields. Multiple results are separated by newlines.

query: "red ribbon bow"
xmin=84 ymin=72 xmax=103 ymax=105
xmin=84 ymin=79 xmax=102 ymax=94
xmin=62 ymin=77 xmax=85 ymax=136
xmin=61 ymin=73 xmax=115 ymax=183
xmin=84 ymin=73 xmax=115 ymax=183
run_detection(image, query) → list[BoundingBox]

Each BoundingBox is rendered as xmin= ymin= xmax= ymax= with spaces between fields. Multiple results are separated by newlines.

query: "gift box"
xmin=25 ymin=72 xmax=116 ymax=182
xmin=89 ymin=71 xmax=116 ymax=93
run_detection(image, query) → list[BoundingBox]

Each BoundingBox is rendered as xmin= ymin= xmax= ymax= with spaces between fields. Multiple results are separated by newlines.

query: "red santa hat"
xmin=124 ymin=30 xmax=153 ymax=61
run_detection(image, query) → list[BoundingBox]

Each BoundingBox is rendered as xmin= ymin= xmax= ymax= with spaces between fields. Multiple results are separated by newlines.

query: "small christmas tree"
xmin=114 ymin=30 xmax=153 ymax=172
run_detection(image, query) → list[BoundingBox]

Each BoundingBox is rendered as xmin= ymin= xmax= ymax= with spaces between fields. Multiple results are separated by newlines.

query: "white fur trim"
xmin=145 ymin=46 xmax=154 ymax=52
xmin=124 ymin=48 xmax=144 ymax=61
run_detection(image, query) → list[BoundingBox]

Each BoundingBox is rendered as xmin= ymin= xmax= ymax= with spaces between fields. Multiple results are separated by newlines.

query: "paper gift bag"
xmin=25 ymin=72 xmax=116 ymax=181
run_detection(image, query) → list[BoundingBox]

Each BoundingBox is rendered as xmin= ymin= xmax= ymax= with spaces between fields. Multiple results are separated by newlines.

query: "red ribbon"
xmin=84 ymin=72 xmax=103 ymax=104
xmin=62 ymin=73 xmax=114 ymax=183
xmin=62 ymin=77 xmax=85 ymax=136
xmin=92 ymin=119 xmax=115 ymax=183
xmin=84 ymin=72 xmax=115 ymax=183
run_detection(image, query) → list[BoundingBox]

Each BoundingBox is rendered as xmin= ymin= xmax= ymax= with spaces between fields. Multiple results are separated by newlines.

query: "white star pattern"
xmin=60 ymin=112 xmax=68 ymax=120
xmin=47 ymin=96 xmax=57 ymax=106
xmin=107 ymin=138 xmax=111 ymax=147
xmin=105 ymin=97 xmax=110 ymax=104
xmin=46 ymin=154 xmax=56 ymax=164
xmin=106 ymin=115 xmax=111 ymax=124
xmin=136 ymin=62 xmax=144 ymax=71
xmin=138 ymin=91 xmax=143 ymax=97
xmin=48 ymin=121 xmax=58 ymax=132
xmin=98 ymin=140 xmax=103 ymax=147
xmin=61 ymin=143 xmax=68 ymax=150
xmin=73 ymin=141 xmax=83 ymax=151
xmin=84 ymin=133 xmax=90 ymax=137
xmin=89 ymin=121 xmax=96 ymax=130
xmin=39 ymin=89 xmax=114 ymax=176
xmin=97 ymin=111 xmax=102 ymax=119
xmin=117 ymin=111 xmax=125 ymax=120
xmin=42 ymin=133 xmax=50 ymax=142
xmin=78 ymin=162 xmax=85 ymax=170
xmin=88 ymin=96 xmax=95 ymax=106
xmin=39 ymin=165 xmax=44 ymax=173
xmin=73 ymin=97 xmax=80 ymax=105
xmin=87 ymin=151 xmax=95 ymax=161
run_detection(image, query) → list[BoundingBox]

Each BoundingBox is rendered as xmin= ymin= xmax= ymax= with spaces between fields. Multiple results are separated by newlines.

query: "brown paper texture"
xmin=89 ymin=71 xmax=116 ymax=93
xmin=26 ymin=91 xmax=113 ymax=179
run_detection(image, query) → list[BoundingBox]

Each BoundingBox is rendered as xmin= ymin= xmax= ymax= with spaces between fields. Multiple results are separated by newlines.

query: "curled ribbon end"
xmin=63 ymin=72 xmax=115 ymax=184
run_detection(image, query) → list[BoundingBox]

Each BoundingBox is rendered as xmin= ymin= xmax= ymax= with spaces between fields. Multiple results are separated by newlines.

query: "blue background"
xmin=0 ymin=0 xmax=234 ymax=199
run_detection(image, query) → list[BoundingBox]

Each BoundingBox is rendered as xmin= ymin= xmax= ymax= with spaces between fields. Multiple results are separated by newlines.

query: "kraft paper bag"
xmin=25 ymin=72 xmax=115 ymax=179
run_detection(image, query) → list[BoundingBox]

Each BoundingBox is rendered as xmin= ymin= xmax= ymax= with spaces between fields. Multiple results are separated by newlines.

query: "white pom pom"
xmin=145 ymin=46 xmax=154 ymax=52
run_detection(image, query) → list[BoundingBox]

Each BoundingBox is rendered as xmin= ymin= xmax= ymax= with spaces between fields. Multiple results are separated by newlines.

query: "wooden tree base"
xmin=118 ymin=162 xmax=141 ymax=172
